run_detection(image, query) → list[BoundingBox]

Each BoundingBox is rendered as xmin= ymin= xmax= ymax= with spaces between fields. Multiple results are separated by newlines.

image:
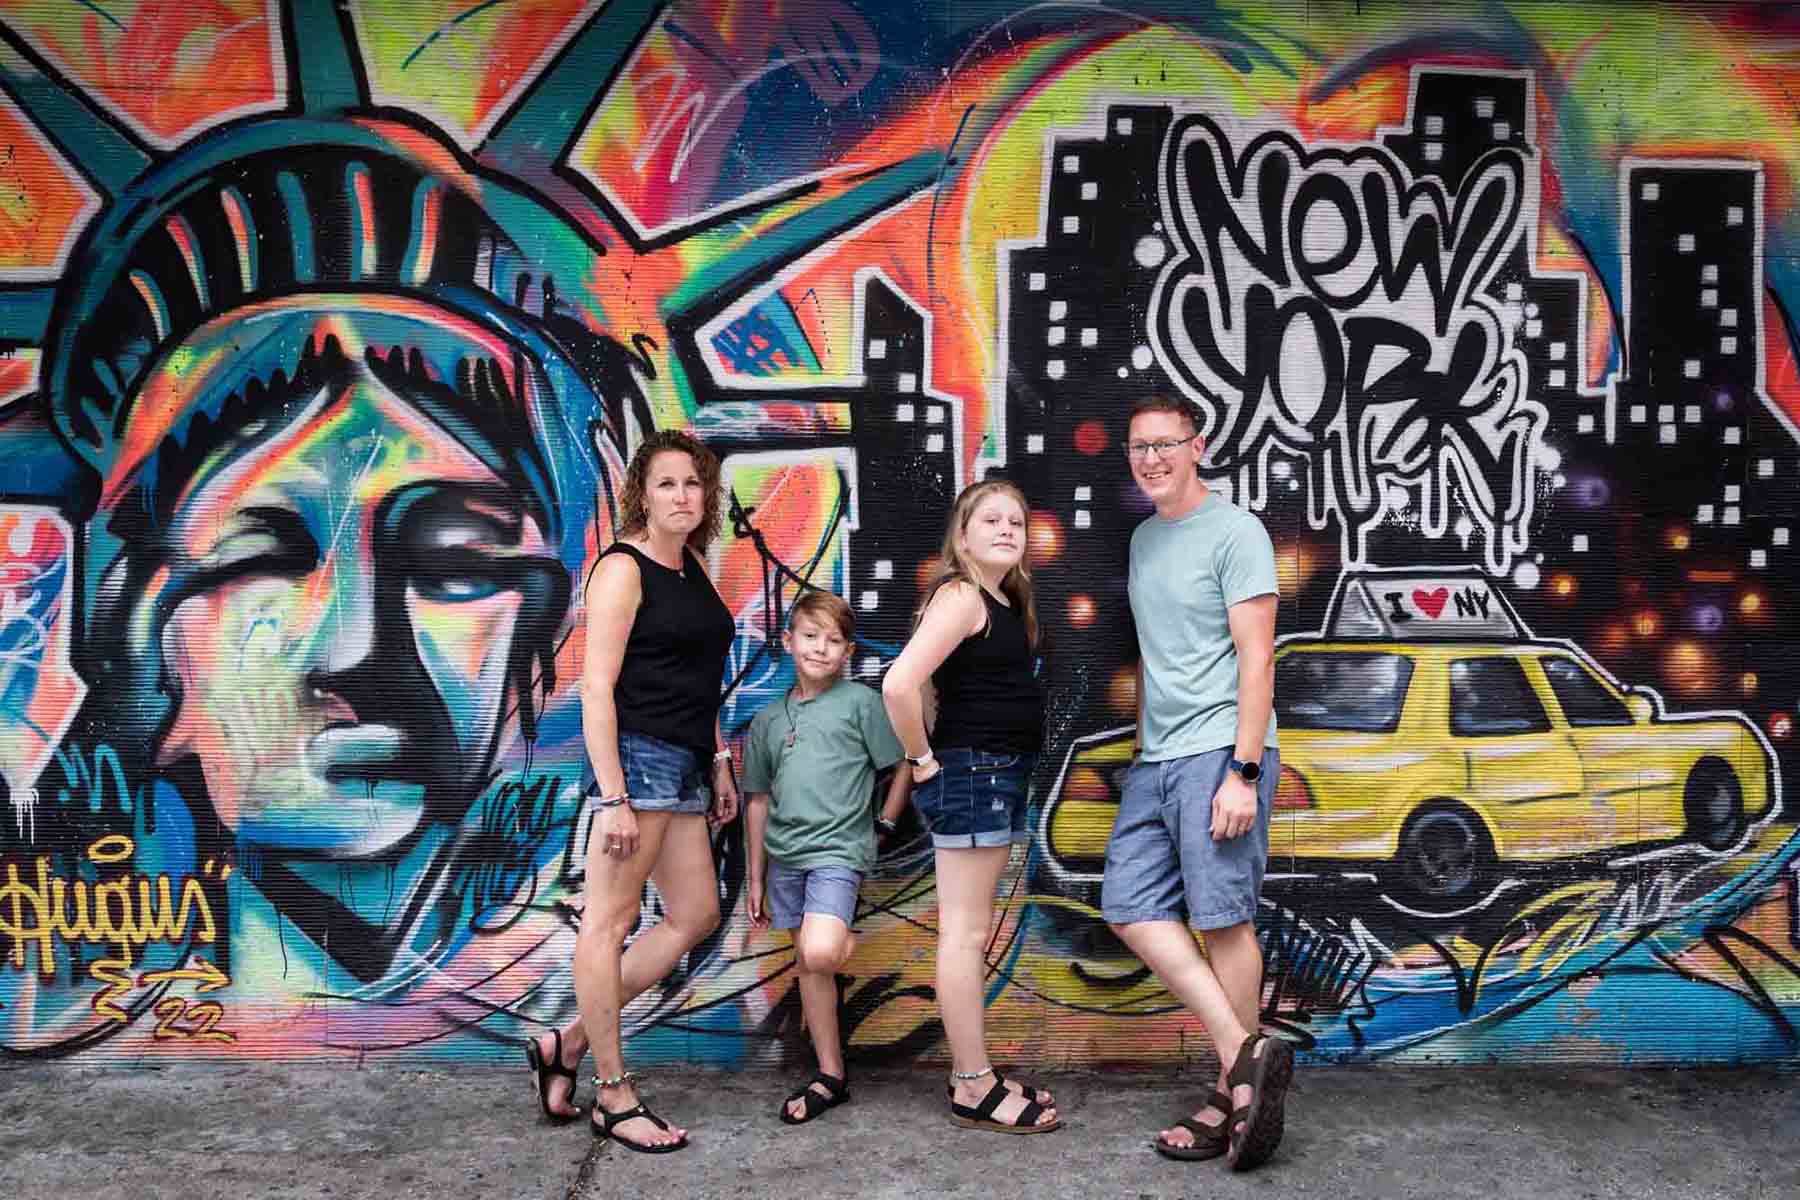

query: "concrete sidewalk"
xmin=2 ymin=1061 xmax=1793 ymax=1200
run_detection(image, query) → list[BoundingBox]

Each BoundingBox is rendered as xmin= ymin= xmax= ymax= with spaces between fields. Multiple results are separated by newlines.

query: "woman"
xmin=525 ymin=429 xmax=737 ymax=1154
xmin=880 ymin=479 xmax=1059 ymax=1134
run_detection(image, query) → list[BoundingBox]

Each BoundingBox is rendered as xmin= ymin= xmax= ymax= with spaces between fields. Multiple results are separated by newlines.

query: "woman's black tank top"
xmin=603 ymin=542 xmax=735 ymax=757
xmin=931 ymin=585 xmax=1045 ymax=755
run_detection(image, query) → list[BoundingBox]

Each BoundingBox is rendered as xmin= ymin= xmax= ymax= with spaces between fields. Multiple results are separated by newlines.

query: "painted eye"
xmin=411 ymin=550 xmax=504 ymax=602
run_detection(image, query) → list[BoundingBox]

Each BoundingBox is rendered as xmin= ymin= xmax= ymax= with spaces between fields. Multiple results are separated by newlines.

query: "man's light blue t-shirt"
xmin=1128 ymin=490 xmax=1279 ymax=762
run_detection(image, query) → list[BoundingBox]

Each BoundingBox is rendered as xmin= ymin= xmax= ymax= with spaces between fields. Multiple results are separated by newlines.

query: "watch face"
xmin=1237 ymin=759 xmax=1262 ymax=782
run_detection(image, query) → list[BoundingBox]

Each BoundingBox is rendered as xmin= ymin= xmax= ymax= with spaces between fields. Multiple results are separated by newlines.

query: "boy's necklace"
xmin=783 ymin=686 xmax=805 ymax=749
xmin=784 ymin=677 xmax=831 ymax=746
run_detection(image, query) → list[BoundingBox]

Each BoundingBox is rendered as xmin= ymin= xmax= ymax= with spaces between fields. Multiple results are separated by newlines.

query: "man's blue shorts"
xmin=1100 ymin=745 xmax=1280 ymax=932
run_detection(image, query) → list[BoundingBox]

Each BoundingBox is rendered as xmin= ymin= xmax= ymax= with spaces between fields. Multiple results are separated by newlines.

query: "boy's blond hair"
xmin=790 ymin=589 xmax=855 ymax=641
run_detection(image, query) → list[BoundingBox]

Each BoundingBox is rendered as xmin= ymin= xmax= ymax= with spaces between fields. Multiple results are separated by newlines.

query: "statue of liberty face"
xmin=139 ymin=326 xmax=559 ymax=860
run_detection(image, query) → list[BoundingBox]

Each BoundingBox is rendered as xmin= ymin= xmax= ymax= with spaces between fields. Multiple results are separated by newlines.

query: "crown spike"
xmin=663 ymin=152 xmax=946 ymax=323
xmin=279 ymin=0 xmax=370 ymax=114
xmin=0 ymin=21 xmax=153 ymax=198
xmin=476 ymin=0 xmax=665 ymax=165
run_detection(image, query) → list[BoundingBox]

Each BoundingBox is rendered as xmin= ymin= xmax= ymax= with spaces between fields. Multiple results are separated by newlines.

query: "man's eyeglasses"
xmin=1125 ymin=437 xmax=1194 ymax=460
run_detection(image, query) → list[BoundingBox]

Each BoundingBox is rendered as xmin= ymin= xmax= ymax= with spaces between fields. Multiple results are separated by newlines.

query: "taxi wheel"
xmin=1395 ymin=803 xmax=1494 ymax=912
xmin=1685 ymin=759 xmax=1746 ymax=852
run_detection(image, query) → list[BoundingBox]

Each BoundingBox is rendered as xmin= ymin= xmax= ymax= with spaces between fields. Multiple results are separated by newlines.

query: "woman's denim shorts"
xmin=589 ymin=730 xmax=711 ymax=816
xmin=911 ymin=748 xmax=1037 ymax=849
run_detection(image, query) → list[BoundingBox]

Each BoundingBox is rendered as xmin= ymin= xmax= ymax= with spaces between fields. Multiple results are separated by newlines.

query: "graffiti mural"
xmin=1 ymin=0 xmax=1797 ymax=1067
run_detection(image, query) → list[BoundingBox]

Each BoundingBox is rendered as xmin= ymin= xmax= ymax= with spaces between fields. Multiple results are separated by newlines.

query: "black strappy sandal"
xmin=590 ymin=1074 xmax=689 ymax=1154
xmin=1152 ymin=1089 xmax=1233 ymax=1161
xmin=992 ymin=1068 xmax=1053 ymax=1108
xmin=522 ymin=1030 xmax=581 ymax=1124
xmin=947 ymin=1073 xmax=1061 ymax=1135
xmin=1225 ymin=1033 xmax=1295 ymax=1172
xmin=779 ymin=1071 xmax=851 ymax=1125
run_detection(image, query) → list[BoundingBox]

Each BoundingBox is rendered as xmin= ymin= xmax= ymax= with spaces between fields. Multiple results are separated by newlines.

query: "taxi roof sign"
xmin=1323 ymin=570 xmax=1531 ymax=641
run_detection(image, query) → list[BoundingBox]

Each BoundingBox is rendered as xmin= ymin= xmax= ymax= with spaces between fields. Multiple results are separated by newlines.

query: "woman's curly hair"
xmin=615 ymin=428 xmax=724 ymax=555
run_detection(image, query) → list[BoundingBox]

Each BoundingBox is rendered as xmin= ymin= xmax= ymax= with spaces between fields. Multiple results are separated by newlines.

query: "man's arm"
xmin=1211 ymin=591 xmax=1277 ymax=841
xmin=1228 ymin=593 xmax=1277 ymax=765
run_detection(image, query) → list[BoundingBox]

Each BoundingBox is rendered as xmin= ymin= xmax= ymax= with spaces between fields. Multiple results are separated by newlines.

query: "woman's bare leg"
xmin=573 ymin=809 xmax=684 ymax=1147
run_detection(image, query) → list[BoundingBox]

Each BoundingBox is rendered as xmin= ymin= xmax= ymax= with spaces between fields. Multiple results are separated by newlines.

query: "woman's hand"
xmin=709 ymin=756 xmax=739 ymax=828
xmin=598 ymin=803 xmax=640 ymax=859
xmin=910 ymin=759 xmax=942 ymax=785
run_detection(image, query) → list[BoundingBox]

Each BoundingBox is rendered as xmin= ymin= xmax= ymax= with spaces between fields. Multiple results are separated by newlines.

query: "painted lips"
xmin=306 ymin=725 xmax=414 ymax=779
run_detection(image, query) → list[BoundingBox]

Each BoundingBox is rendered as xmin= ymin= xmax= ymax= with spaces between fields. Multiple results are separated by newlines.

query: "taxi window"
xmin=1449 ymin=658 xmax=1552 ymax=736
xmin=1540 ymin=656 xmax=1632 ymax=727
xmin=1275 ymin=652 xmax=1414 ymax=732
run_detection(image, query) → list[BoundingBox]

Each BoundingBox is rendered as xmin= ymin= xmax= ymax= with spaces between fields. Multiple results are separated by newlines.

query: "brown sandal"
xmin=948 ymin=1075 xmax=1061 ymax=1135
xmin=1226 ymin=1033 xmax=1295 ymax=1171
xmin=1152 ymin=1089 xmax=1233 ymax=1161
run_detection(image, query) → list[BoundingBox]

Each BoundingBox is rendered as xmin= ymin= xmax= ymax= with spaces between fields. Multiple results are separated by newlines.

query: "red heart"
xmin=1413 ymin=587 xmax=1450 ymax=619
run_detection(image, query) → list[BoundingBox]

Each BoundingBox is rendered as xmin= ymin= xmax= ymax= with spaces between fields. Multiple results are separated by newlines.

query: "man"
xmin=1103 ymin=394 xmax=1293 ymax=1171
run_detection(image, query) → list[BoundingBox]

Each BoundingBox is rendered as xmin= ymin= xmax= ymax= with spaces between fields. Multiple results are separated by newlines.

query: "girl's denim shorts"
xmin=911 ymin=748 xmax=1037 ymax=849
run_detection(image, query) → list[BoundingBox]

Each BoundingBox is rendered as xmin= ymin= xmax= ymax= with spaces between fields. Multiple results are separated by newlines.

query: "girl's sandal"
xmin=992 ymin=1068 xmax=1054 ymax=1108
xmin=522 ymin=1030 xmax=581 ymax=1124
xmin=779 ymin=1071 xmax=851 ymax=1125
xmin=1152 ymin=1090 xmax=1233 ymax=1161
xmin=948 ymin=1075 xmax=1062 ymax=1135
xmin=1225 ymin=1033 xmax=1296 ymax=1172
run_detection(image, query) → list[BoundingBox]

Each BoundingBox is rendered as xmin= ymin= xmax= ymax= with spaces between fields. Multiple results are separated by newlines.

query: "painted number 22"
xmin=151 ymin=998 xmax=236 ymax=1044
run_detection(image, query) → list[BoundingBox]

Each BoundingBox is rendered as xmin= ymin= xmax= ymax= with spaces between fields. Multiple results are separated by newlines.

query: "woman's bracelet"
xmin=594 ymin=793 xmax=629 ymax=809
xmin=713 ymin=749 xmax=733 ymax=763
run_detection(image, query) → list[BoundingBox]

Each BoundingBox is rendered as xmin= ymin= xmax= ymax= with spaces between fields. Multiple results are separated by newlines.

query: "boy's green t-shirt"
xmin=742 ymin=678 xmax=905 ymax=872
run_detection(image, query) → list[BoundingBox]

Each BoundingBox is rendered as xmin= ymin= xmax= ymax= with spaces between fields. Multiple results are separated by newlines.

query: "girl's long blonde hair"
xmin=915 ymin=478 xmax=1039 ymax=649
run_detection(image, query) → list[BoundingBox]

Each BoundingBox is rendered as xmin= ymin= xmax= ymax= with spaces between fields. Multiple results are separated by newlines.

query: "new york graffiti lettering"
xmin=1152 ymin=113 xmax=1542 ymax=573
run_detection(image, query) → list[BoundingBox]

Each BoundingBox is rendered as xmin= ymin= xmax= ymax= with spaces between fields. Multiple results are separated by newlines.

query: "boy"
xmin=743 ymin=590 xmax=910 ymax=1124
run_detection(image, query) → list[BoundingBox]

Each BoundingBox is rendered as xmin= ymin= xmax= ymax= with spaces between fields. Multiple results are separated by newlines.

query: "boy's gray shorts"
xmin=1100 ymin=745 xmax=1280 ymax=932
xmin=766 ymin=860 xmax=862 ymax=931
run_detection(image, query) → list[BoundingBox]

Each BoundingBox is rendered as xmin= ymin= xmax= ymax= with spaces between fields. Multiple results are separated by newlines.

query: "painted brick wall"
xmin=2 ymin=0 xmax=1796 ymax=1067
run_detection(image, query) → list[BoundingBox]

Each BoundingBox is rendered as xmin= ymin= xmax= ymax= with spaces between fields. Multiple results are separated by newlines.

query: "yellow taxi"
xmin=1040 ymin=571 xmax=1779 ymax=914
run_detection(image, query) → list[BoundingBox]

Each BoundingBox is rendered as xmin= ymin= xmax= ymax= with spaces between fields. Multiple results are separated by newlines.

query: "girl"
xmin=881 ymin=480 xmax=1059 ymax=1135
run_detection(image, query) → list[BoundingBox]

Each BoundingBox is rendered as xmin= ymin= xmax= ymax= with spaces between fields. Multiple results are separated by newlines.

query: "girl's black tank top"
xmin=602 ymin=541 xmax=734 ymax=757
xmin=931 ymin=585 xmax=1045 ymax=755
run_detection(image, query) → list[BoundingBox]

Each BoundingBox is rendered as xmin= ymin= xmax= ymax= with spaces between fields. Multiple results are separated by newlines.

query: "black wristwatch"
xmin=1229 ymin=757 xmax=1262 ymax=783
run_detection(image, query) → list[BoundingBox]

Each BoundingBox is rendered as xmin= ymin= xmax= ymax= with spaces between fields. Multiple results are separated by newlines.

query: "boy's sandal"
xmin=522 ymin=1030 xmax=580 ymax=1124
xmin=949 ymin=1075 xmax=1062 ymax=1135
xmin=592 ymin=1100 xmax=689 ymax=1153
xmin=779 ymin=1071 xmax=851 ymax=1125
xmin=1152 ymin=1090 xmax=1233 ymax=1161
xmin=1225 ymin=1033 xmax=1296 ymax=1172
